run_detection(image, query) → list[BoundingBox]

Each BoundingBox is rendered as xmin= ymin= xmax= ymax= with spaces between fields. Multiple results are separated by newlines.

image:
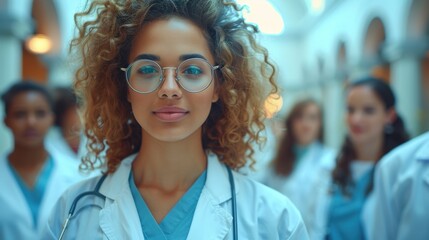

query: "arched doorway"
xmin=363 ymin=17 xmax=390 ymax=82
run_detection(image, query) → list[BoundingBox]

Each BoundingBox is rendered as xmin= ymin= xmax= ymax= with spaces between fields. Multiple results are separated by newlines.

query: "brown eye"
xmin=363 ymin=106 xmax=375 ymax=115
xmin=13 ymin=111 xmax=27 ymax=119
xmin=36 ymin=109 xmax=48 ymax=118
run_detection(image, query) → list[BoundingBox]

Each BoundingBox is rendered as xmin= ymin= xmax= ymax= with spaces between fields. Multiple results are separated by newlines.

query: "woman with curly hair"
xmin=323 ymin=77 xmax=409 ymax=240
xmin=43 ymin=0 xmax=308 ymax=239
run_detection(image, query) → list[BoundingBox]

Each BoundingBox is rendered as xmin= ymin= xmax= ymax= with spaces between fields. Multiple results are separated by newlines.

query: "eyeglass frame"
xmin=120 ymin=58 xmax=221 ymax=94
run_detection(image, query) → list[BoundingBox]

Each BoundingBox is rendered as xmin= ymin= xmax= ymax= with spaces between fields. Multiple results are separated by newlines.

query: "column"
xmin=384 ymin=39 xmax=427 ymax=137
xmin=0 ymin=12 xmax=33 ymax=154
xmin=390 ymin=57 xmax=422 ymax=136
xmin=323 ymin=76 xmax=346 ymax=149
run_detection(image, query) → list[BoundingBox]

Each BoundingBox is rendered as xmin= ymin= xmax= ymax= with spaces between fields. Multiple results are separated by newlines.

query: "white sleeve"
xmin=366 ymin=155 xmax=399 ymax=240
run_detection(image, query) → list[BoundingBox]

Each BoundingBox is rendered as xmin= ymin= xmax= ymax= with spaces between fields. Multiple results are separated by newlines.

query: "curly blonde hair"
xmin=72 ymin=0 xmax=278 ymax=173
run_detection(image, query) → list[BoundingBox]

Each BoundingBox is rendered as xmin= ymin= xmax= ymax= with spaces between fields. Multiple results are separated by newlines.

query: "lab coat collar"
xmin=416 ymin=140 xmax=429 ymax=162
xmin=99 ymin=152 xmax=240 ymax=202
xmin=99 ymin=153 xmax=136 ymax=199
xmin=97 ymin=152 xmax=237 ymax=239
xmin=205 ymin=152 xmax=240 ymax=204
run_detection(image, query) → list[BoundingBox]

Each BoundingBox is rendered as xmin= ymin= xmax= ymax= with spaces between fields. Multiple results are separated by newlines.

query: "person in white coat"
xmin=0 ymin=81 xmax=83 ymax=240
xmin=42 ymin=0 xmax=309 ymax=239
xmin=363 ymin=132 xmax=429 ymax=240
xmin=264 ymin=99 xmax=336 ymax=239
xmin=45 ymin=87 xmax=85 ymax=163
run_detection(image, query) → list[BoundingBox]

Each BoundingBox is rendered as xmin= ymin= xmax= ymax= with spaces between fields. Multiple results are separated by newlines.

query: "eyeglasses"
xmin=121 ymin=58 xmax=220 ymax=94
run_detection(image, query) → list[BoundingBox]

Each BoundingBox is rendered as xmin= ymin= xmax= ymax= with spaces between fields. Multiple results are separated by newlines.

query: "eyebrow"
xmin=132 ymin=53 xmax=208 ymax=62
xmin=179 ymin=54 xmax=207 ymax=61
xmin=133 ymin=54 xmax=159 ymax=62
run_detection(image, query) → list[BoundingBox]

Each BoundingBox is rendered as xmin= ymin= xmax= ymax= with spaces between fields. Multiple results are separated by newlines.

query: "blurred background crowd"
xmin=0 ymin=0 xmax=428 ymax=239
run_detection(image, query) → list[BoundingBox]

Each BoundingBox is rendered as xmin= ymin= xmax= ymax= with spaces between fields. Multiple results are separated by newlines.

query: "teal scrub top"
xmin=326 ymin=168 xmax=373 ymax=240
xmin=293 ymin=144 xmax=311 ymax=167
xmin=8 ymin=156 xmax=54 ymax=228
xmin=129 ymin=170 xmax=207 ymax=240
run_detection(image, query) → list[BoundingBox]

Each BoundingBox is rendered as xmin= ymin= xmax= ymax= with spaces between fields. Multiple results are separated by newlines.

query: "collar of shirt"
xmin=416 ymin=140 xmax=429 ymax=162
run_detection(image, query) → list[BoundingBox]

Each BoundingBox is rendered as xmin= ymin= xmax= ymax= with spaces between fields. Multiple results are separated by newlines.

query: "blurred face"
xmin=61 ymin=106 xmax=81 ymax=153
xmin=292 ymin=103 xmax=321 ymax=146
xmin=4 ymin=91 xmax=54 ymax=147
xmin=346 ymin=86 xmax=391 ymax=145
xmin=127 ymin=17 xmax=218 ymax=143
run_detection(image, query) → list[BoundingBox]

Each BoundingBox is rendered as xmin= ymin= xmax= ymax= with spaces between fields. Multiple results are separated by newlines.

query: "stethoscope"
xmin=59 ymin=166 xmax=238 ymax=240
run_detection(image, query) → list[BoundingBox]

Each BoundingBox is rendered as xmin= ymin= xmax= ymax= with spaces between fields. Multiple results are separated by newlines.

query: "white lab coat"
xmin=43 ymin=153 xmax=309 ymax=239
xmin=45 ymin=128 xmax=104 ymax=178
xmin=0 ymin=147 xmax=85 ymax=240
xmin=263 ymin=142 xmax=336 ymax=240
xmin=363 ymin=132 xmax=429 ymax=240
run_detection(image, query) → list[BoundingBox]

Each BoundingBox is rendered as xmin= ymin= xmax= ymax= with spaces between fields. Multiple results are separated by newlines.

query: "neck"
xmin=132 ymin=130 xmax=207 ymax=192
xmin=8 ymin=143 xmax=48 ymax=169
xmin=354 ymin=137 xmax=383 ymax=162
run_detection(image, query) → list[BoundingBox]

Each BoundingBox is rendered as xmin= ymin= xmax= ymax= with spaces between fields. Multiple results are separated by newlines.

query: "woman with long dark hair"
xmin=265 ymin=99 xmax=336 ymax=239
xmin=324 ymin=77 xmax=409 ymax=240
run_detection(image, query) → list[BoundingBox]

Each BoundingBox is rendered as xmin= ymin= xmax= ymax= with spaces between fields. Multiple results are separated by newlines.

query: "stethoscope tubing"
xmin=58 ymin=166 xmax=237 ymax=240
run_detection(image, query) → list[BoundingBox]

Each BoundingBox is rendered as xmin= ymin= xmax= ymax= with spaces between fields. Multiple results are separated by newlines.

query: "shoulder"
xmin=378 ymin=132 xmax=429 ymax=172
xmin=234 ymin=173 xmax=308 ymax=238
xmin=313 ymin=142 xmax=337 ymax=170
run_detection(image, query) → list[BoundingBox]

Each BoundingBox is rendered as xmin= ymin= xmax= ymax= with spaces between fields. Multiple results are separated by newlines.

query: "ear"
xmin=212 ymin=90 xmax=219 ymax=103
xmin=385 ymin=108 xmax=397 ymax=124
xmin=49 ymin=112 xmax=56 ymax=127
xmin=211 ymin=76 xmax=220 ymax=103
xmin=4 ymin=116 xmax=10 ymax=128
xmin=127 ymin=89 xmax=131 ymax=103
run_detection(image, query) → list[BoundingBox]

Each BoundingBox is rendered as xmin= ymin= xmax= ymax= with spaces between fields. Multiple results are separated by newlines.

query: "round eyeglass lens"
xmin=127 ymin=60 xmax=162 ymax=93
xmin=177 ymin=58 xmax=213 ymax=92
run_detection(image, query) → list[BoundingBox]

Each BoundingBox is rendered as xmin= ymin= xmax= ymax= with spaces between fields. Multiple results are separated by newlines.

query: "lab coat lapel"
xmin=98 ymin=153 xmax=145 ymax=239
xmin=187 ymin=153 xmax=237 ymax=239
xmin=416 ymin=141 xmax=429 ymax=186
xmin=186 ymin=190 xmax=233 ymax=240
xmin=0 ymin=154 xmax=33 ymax=228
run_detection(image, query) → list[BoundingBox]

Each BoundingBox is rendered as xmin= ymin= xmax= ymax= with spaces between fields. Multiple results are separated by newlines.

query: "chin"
xmin=350 ymin=133 xmax=370 ymax=144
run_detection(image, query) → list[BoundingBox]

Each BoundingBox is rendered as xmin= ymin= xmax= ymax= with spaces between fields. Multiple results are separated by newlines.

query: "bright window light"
xmin=307 ymin=0 xmax=325 ymax=14
xmin=237 ymin=0 xmax=285 ymax=35
xmin=264 ymin=93 xmax=283 ymax=118
xmin=25 ymin=34 xmax=52 ymax=54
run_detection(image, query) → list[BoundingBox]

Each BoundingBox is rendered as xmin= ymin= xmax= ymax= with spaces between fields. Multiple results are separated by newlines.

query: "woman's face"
xmin=127 ymin=17 xmax=218 ymax=143
xmin=4 ymin=91 xmax=54 ymax=147
xmin=61 ymin=106 xmax=81 ymax=153
xmin=291 ymin=103 xmax=321 ymax=146
xmin=346 ymin=85 xmax=391 ymax=145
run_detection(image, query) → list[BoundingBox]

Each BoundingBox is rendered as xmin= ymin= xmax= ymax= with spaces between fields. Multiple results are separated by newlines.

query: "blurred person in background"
xmin=264 ymin=99 xmax=336 ymax=239
xmin=45 ymin=86 xmax=87 ymax=170
xmin=323 ymin=77 xmax=409 ymax=240
xmin=0 ymin=81 xmax=82 ymax=239
xmin=364 ymin=131 xmax=429 ymax=240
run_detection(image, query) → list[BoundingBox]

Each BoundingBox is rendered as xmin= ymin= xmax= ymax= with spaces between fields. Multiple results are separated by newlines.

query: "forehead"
xmin=129 ymin=17 xmax=214 ymax=63
xmin=9 ymin=91 xmax=51 ymax=110
xmin=347 ymin=86 xmax=384 ymax=107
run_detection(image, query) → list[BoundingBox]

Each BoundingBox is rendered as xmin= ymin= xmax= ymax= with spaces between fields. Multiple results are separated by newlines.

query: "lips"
xmin=23 ymin=129 xmax=40 ymax=138
xmin=153 ymin=106 xmax=189 ymax=122
xmin=350 ymin=126 xmax=364 ymax=135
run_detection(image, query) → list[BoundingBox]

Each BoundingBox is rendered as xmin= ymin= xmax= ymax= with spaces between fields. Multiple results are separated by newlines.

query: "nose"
xmin=26 ymin=113 xmax=37 ymax=127
xmin=350 ymin=111 xmax=363 ymax=124
xmin=157 ymin=68 xmax=182 ymax=99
